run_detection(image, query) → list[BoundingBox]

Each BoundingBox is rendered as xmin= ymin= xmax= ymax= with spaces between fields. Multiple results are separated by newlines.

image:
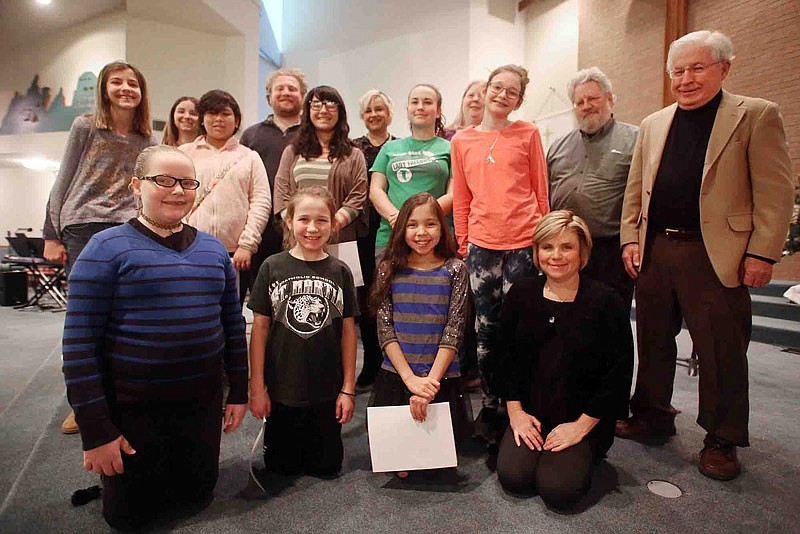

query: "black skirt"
xmin=368 ymin=369 xmax=474 ymax=445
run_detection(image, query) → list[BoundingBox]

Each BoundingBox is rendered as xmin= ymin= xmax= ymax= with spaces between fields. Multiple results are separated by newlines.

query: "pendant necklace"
xmin=482 ymin=122 xmax=509 ymax=164
xmin=140 ymin=213 xmax=182 ymax=235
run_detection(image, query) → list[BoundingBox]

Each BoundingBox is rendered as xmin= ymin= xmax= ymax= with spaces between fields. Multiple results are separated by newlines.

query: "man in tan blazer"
xmin=616 ymin=30 xmax=794 ymax=481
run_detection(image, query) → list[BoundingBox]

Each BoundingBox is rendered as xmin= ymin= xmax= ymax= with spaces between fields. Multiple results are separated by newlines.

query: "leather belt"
xmin=663 ymin=228 xmax=702 ymax=240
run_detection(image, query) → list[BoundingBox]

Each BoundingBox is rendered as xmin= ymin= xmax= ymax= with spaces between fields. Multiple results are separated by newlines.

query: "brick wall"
xmin=689 ymin=0 xmax=800 ymax=176
xmin=578 ymin=0 xmax=666 ymax=126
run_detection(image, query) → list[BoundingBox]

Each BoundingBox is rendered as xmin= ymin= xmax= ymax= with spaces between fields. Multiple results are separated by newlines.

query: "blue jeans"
xmin=466 ymin=243 xmax=534 ymax=408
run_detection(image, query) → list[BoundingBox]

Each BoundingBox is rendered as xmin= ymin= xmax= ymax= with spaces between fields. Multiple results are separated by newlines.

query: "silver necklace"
xmin=485 ymin=131 xmax=501 ymax=164
xmin=481 ymin=122 xmax=510 ymax=164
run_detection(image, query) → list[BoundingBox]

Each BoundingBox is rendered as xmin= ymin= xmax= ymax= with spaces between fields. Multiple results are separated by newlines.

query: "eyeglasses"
xmin=487 ymin=82 xmax=521 ymax=100
xmin=573 ymin=95 xmax=605 ymax=109
xmin=141 ymin=175 xmax=201 ymax=190
xmin=310 ymin=100 xmax=339 ymax=112
xmin=668 ymin=60 xmax=723 ymax=79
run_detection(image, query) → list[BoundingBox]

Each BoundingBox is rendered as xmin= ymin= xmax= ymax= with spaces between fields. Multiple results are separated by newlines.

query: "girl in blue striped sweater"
xmin=62 ymin=145 xmax=248 ymax=530
xmin=368 ymin=193 xmax=473 ymax=476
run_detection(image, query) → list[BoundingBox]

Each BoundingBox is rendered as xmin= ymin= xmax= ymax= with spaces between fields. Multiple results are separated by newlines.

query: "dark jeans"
xmin=631 ymin=233 xmax=751 ymax=446
xmin=102 ymin=392 xmax=223 ymax=530
xmin=496 ymin=424 xmax=595 ymax=509
xmin=61 ymin=222 xmax=119 ymax=277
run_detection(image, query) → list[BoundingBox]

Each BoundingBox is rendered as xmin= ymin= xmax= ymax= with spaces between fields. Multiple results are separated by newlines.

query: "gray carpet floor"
xmin=0 ymin=305 xmax=798 ymax=533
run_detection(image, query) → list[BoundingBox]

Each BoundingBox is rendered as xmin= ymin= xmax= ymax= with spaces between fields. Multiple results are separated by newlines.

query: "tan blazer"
xmin=620 ymin=90 xmax=794 ymax=287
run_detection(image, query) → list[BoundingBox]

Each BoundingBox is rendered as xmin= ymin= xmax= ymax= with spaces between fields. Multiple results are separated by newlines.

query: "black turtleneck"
xmin=648 ymin=90 xmax=723 ymax=232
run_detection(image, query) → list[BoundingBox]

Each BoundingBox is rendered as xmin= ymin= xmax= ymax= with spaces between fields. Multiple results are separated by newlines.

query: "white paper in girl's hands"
xmin=367 ymin=402 xmax=457 ymax=472
xmin=327 ymin=240 xmax=363 ymax=286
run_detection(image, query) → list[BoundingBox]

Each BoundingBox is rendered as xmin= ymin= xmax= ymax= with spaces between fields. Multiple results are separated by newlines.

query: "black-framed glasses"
xmin=668 ymin=60 xmax=723 ymax=79
xmin=487 ymin=81 xmax=521 ymax=100
xmin=141 ymin=175 xmax=200 ymax=190
xmin=310 ymin=100 xmax=339 ymax=112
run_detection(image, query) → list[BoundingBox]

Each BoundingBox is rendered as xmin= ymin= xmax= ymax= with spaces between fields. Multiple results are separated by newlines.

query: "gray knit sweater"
xmin=44 ymin=115 xmax=156 ymax=239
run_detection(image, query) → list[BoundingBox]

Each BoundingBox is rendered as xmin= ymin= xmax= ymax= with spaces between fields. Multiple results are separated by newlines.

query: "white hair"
xmin=567 ymin=67 xmax=614 ymax=103
xmin=667 ymin=30 xmax=735 ymax=72
xmin=358 ymin=90 xmax=394 ymax=117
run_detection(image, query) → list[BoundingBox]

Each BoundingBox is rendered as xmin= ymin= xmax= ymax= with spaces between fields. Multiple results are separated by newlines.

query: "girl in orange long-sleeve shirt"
xmin=452 ymin=64 xmax=549 ymax=446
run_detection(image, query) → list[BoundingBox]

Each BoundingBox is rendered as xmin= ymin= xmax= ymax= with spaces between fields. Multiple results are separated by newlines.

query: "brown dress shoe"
xmin=61 ymin=411 xmax=79 ymax=434
xmin=699 ymin=443 xmax=741 ymax=481
xmin=615 ymin=416 xmax=676 ymax=440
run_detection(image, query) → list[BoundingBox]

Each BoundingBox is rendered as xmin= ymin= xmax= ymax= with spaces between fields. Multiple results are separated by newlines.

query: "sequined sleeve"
xmin=439 ymin=258 xmax=469 ymax=351
xmin=375 ymin=262 xmax=398 ymax=349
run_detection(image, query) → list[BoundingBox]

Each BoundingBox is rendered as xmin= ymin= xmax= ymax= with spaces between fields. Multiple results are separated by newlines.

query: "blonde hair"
xmin=448 ymin=80 xmax=487 ymax=130
xmin=359 ymin=90 xmax=394 ymax=118
xmin=130 ymin=145 xmax=195 ymax=211
xmin=282 ymin=186 xmax=339 ymax=250
xmin=487 ymin=64 xmax=530 ymax=102
xmin=94 ymin=61 xmax=152 ymax=137
xmin=532 ymin=210 xmax=593 ymax=270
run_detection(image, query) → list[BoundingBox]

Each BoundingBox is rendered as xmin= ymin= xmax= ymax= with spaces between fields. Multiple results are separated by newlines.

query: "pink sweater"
xmin=180 ymin=136 xmax=271 ymax=253
xmin=452 ymin=122 xmax=549 ymax=256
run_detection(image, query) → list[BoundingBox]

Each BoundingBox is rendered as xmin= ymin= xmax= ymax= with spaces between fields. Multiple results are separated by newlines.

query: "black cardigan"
xmin=498 ymin=274 xmax=634 ymax=452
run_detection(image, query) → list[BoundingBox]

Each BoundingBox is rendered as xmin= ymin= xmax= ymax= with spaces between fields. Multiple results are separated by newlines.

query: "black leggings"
xmin=496 ymin=425 xmax=595 ymax=509
xmin=263 ymin=400 xmax=343 ymax=476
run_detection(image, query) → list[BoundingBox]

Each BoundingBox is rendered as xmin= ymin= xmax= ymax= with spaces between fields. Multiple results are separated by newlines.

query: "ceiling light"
xmin=37 ymin=0 xmax=53 ymax=5
xmin=20 ymin=157 xmax=59 ymax=171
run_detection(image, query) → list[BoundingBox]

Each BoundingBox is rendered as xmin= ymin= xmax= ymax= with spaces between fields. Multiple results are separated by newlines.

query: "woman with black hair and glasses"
xmin=273 ymin=85 xmax=368 ymax=245
xmin=180 ymin=89 xmax=271 ymax=305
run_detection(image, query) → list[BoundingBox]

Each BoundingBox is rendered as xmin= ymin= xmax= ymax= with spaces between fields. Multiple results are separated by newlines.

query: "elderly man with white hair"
xmin=616 ymin=30 xmax=794 ymax=481
xmin=547 ymin=67 xmax=638 ymax=309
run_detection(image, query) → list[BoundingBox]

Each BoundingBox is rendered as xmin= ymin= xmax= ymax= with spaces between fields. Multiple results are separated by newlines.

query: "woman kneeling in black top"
xmin=496 ymin=210 xmax=633 ymax=509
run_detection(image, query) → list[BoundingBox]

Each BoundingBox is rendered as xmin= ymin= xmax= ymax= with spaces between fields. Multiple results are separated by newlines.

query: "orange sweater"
xmin=452 ymin=122 xmax=549 ymax=256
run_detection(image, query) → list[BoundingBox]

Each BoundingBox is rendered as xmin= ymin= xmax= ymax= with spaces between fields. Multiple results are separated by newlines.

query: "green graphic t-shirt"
xmin=370 ymin=136 xmax=451 ymax=247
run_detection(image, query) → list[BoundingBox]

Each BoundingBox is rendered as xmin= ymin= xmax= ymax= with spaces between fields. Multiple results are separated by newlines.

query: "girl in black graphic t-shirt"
xmin=248 ymin=186 xmax=358 ymax=476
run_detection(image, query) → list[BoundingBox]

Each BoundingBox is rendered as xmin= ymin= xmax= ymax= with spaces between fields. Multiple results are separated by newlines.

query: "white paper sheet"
xmin=327 ymin=240 xmax=363 ymax=287
xmin=367 ymin=402 xmax=457 ymax=472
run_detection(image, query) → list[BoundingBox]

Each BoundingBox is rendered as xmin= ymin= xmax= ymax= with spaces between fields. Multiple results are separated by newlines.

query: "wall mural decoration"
xmin=0 ymin=72 xmax=97 ymax=135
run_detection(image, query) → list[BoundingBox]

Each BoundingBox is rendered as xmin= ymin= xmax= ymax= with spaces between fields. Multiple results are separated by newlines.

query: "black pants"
xmin=102 ymin=394 xmax=223 ymax=530
xmin=581 ymin=235 xmax=634 ymax=312
xmin=61 ymin=222 xmax=119 ymax=277
xmin=263 ymin=400 xmax=343 ymax=476
xmin=355 ymin=209 xmax=382 ymax=384
xmin=496 ymin=425 xmax=595 ymax=510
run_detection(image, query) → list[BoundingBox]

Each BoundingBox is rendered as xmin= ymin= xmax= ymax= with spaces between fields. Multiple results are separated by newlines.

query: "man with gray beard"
xmin=547 ymin=67 xmax=638 ymax=309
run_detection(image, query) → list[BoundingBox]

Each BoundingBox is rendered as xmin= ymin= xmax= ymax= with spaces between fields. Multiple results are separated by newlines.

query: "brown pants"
xmin=631 ymin=233 xmax=751 ymax=446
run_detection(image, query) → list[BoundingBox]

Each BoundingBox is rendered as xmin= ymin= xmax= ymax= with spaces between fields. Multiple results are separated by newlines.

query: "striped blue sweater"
xmin=376 ymin=258 xmax=470 ymax=378
xmin=62 ymin=223 xmax=248 ymax=450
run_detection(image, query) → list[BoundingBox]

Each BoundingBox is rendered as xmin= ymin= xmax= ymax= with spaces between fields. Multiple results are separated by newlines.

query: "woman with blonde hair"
xmin=445 ymin=80 xmax=487 ymax=139
xmin=496 ymin=210 xmax=633 ymax=509
xmin=353 ymin=89 xmax=397 ymax=389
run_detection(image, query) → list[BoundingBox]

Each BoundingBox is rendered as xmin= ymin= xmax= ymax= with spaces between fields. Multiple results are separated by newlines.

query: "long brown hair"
xmin=369 ymin=193 xmax=456 ymax=312
xmin=93 ymin=61 xmax=152 ymax=137
xmin=161 ymin=96 xmax=199 ymax=146
xmin=282 ymin=186 xmax=339 ymax=251
xmin=292 ymin=86 xmax=353 ymax=161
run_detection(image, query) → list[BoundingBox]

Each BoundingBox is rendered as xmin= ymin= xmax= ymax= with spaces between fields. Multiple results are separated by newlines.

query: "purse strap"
xmin=189 ymin=154 xmax=248 ymax=216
